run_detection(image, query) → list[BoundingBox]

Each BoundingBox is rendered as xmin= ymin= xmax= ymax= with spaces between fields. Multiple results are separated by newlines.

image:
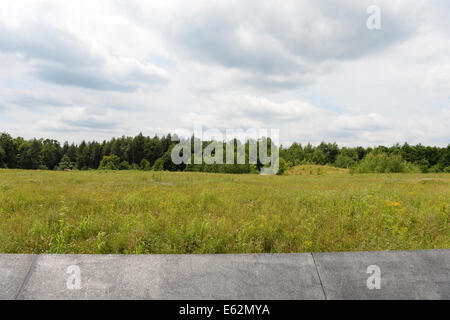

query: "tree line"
xmin=0 ymin=132 xmax=449 ymax=173
xmin=280 ymin=142 xmax=450 ymax=173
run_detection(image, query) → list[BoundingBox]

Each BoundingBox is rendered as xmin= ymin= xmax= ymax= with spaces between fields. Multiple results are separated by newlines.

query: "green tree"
xmin=98 ymin=155 xmax=121 ymax=170
xmin=282 ymin=142 xmax=304 ymax=165
xmin=119 ymin=161 xmax=130 ymax=170
xmin=133 ymin=133 xmax=146 ymax=164
xmin=0 ymin=133 xmax=18 ymax=168
xmin=57 ymin=154 xmax=75 ymax=170
xmin=152 ymin=158 xmax=163 ymax=171
xmin=158 ymin=145 xmax=186 ymax=171
xmin=414 ymin=159 xmax=430 ymax=173
xmin=18 ymin=139 xmax=43 ymax=169
xmin=90 ymin=142 xmax=103 ymax=169
xmin=110 ymin=138 xmax=122 ymax=158
xmin=0 ymin=146 xmax=6 ymax=168
xmin=437 ymin=145 xmax=450 ymax=170
xmin=65 ymin=143 xmax=77 ymax=163
xmin=76 ymin=141 xmax=90 ymax=170
xmin=277 ymin=157 xmax=288 ymax=175
xmin=140 ymin=158 xmax=151 ymax=171
xmin=144 ymin=136 xmax=163 ymax=165
xmin=312 ymin=149 xmax=326 ymax=165
xmin=334 ymin=154 xmax=356 ymax=168
xmin=335 ymin=148 xmax=358 ymax=168
xmin=41 ymin=139 xmax=62 ymax=170
xmin=318 ymin=142 xmax=339 ymax=164
xmin=355 ymin=152 xmax=419 ymax=173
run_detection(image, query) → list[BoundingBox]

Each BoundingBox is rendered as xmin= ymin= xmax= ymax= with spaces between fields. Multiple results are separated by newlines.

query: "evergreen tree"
xmin=18 ymin=139 xmax=42 ymax=169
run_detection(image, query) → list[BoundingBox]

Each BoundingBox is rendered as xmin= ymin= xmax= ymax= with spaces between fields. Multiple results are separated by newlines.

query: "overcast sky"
xmin=0 ymin=0 xmax=449 ymax=146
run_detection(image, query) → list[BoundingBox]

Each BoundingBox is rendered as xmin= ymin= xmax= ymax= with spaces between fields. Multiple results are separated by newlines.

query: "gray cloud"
xmin=238 ymin=73 xmax=314 ymax=91
xmin=163 ymin=0 xmax=416 ymax=90
xmin=0 ymin=23 xmax=101 ymax=67
xmin=33 ymin=64 xmax=137 ymax=92
xmin=174 ymin=14 xmax=298 ymax=75
xmin=35 ymin=106 xmax=123 ymax=133
xmin=63 ymin=118 xmax=120 ymax=130
xmin=0 ymin=23 xmax=169 ymax=92
xmin=268 ymin=1 xmax=414 ymax=62
xmin=0 ymin=0 xmax=448 ymax=146
xmin=11 ymin=94 xmax=68 ymax=109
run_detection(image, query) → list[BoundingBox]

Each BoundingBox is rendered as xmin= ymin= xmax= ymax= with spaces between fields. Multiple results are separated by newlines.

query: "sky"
xmin=0 ymin=0 xmax=449 ymax=147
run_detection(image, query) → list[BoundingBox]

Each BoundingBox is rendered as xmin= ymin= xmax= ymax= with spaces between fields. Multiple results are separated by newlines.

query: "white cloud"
xmin=0 ymin=0 xmax=449 ymax=146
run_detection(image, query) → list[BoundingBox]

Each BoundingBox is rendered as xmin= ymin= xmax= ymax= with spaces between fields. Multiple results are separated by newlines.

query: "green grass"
xmin=285 ymin=164 xmax=349 ymax=176
xmin=0 ymin=169 xmax=448 ymax=254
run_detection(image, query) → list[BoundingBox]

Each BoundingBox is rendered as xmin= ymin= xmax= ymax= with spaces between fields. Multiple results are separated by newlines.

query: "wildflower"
xmin=386 ymin=200 xmax=401 ymax=207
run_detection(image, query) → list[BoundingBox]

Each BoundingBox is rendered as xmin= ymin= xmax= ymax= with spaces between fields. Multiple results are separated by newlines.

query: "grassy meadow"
xmin=0 ymin=168 xmax=448 ymax=254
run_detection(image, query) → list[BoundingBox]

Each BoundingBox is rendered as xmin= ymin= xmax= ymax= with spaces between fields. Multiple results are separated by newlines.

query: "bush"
xmin=131 ymin=163 xmax=141 ymax=170
xmin=414 ymin=159 xmax=430 ymax=173
xmin=250 ymin=164 xmax=259 ymax=174
xmin=98 ymin=155 xmax=120 ymax=170
xmin=152 ymin=158 xmax=163 ymax=171
xmin=119 ymin=161 xmax=130 ymax=170
xmin=140 ymin=159 xmax=152 ymax=171
xmin=354 ymin=152 xmax=419 ymax=173
xmin=57 ymin=155 xmax=75 ymax=171
xmin=0 ymin=146 xmax=6 ymax=168
xmin=334 ymin=154 xmax=357 ymax=169
xmin=277 ymin=158 xmax=287 ymax=175
xmin=153 ymin=146 xmax=186 ymax=172
xmin=311 ymin=149 xmax=327 ymax=165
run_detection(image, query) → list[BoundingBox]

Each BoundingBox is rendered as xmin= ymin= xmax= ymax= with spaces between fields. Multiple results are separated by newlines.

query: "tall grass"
xmin=0 ymin=169 xmax=448 ymax=254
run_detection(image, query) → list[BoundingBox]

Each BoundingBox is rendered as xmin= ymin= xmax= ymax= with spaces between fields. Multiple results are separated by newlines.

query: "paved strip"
xmin=0 ymin=255 xmax=36 ymax=300
xmin=313 ymin=249 xmax=450 ymax=300
xmin=17 ymin=253 xmax=324 ymax=300
xmin=1 ymin=250 xmax=448 ymax=300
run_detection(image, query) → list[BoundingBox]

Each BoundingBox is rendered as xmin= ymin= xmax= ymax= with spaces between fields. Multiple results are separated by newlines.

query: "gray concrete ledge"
xmin=0 ymin=255 xmax=36 ymax=300
xmin=313 ymin=250 xmax=449 ymax=300
xmin=1 ymin=250 xmax=448 ymax=300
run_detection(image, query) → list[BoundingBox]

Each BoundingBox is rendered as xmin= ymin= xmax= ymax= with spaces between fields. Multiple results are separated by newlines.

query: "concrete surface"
xmin=0 ymin=255 xmax=36 ymax=300
xmin=17 ymin=254 xmax=324 ymax=300
xmin=313 ymin=249 xmax=450 ymax=300
xmin=0 ymin=250 xmax=448 ymax=300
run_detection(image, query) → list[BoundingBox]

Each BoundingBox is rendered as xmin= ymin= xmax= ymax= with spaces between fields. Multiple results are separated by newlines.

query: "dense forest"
xmin=0 ymin=132 xmax=449 ymax=174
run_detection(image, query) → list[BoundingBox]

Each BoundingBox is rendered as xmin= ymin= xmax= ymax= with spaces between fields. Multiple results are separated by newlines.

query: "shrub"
xmin=249 ymin=164 xmax=259 ymax=174
xmin=354 ymin=152 xmax=419 ymax=173
xmin=131 ymin=163 xmax=141 ymax=170
xmin=414 ymin=159 xmax=430 ymax=173
xmin=98 ymin=155 xmax=120 ymax=170
xmin=0 ymin=146 xmax=5 ymax=168
xmin=140 ymin=159 xmax=152 ymax=171
xmin=152 ymin=158 xmax=163 ymax=171
xmin=311 ymin=149 xmax=327 ymax=165
xmin=57 ymin=155 xmax=75 ymax=171
xmin=334 ymin=154 xmax=357 ymax=169
xmin=277 ymin=158 xmax=287 ymax=175
xmin=119 ymin=161 xmax=130 ymax=170
xmin=153 ymin=146 xmax=186 ymax=172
